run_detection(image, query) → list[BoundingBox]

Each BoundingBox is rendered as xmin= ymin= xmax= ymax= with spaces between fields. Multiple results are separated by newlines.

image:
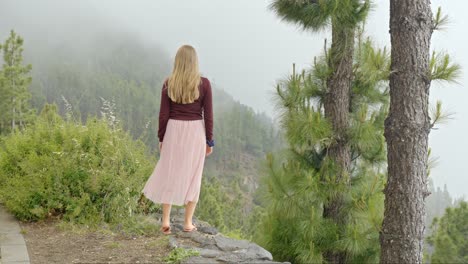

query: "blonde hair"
xmin=167 ymin=45 xmax=201 ymax=104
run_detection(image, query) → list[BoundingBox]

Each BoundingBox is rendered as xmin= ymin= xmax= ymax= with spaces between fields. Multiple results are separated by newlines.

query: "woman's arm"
xmin=203 ymin=78 xmax=214 ymax=146
xmin=158 ymin=81 xmax=170 ymax=143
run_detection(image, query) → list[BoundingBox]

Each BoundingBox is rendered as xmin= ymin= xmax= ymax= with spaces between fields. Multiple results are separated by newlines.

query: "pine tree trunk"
xmin=323 ymin=22 xmax=354 ymax=264
xmin=380 ymin=1 xmax=433 ymax=263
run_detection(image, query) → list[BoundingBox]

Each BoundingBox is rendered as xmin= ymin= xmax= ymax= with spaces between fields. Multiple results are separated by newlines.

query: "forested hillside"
xmin=2 ymin=0 xmax=467 ymax=262
xmin=13 ymin=31 xmax=282 ymax=235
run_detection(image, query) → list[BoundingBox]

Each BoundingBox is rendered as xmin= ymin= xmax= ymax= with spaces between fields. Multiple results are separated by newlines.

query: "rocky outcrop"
xmin=154 ymin=208 xmax=291 ymax=264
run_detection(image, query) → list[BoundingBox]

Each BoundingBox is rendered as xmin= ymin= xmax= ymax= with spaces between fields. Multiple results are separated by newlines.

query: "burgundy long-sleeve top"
xmin=158 ymin=77 xmax=214 ymax=143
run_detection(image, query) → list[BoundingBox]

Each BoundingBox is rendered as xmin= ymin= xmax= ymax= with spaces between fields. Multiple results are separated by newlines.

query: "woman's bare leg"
xmin=162 ymin=203 xmax=172 ymax=226
xmin=184 ymin=201 xmax=197 ymax=229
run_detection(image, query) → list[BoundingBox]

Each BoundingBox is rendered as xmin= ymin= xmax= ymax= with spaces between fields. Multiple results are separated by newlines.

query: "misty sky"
xmin=1 ymin=0 xmax=467 ymax=198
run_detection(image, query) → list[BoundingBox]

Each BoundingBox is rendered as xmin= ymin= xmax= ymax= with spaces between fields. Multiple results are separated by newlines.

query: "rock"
xmin=190 ymin=247 xmax=222 ymax=258
xmin=180 ymin=256 xmax=221 ymax=263
xmin=171 ymin=233 xmax=286 ymax=263
xmin=239 ymin=260 xmax=292 ymax=264
xmin=203 ymin=243 xmax=221 ymax=250
xmin=191 ymin=234 xmax=216 ymax=247
xmin=171 ymin=223 xmax=184 ymax=232
xmin=153 ymin=213 xmax=162 ymax=222
xmin=179 ymin=244 xmax=195 ymax=249
xmin=216 ymin=252 xmax=247 ymax=263
xmin=214 ymin=235 xmax=251 ymax=251
xmin=151 ymin=210 xmax=287 ymax=263
xmin=214 ymin=242 xmax=273 ymax=262
xmin=168 ymin=236 xmax=178 ymax=249
xmin=171 ymin=207 xmax=185 ymax=215
xmin=176 ymin=230 xmax=199 ymax=239
xmin=198 ymin=225 xmax=218 ymax=235
xmin=172 ymin=215 xmax=185 ymax=224
xmin=233 ymin=243 xmax=273 ymax=261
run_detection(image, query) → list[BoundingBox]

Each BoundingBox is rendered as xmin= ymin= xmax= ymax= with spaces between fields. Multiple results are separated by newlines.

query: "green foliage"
xmin=197 ymin=176 xmax=227 ymax=230
xmin=0 ymin=30 xmax=35 ymax=134
xmin=27 ymin=32 xmax=281 ymax=157
xmin=209 ymin=90 xmax=282 ymax=167
xmin=0 ymin=31 xmax=283 ymax=242
xmin=429 ymin=51 xmax=461 ymax=82
xmin=21 ymin=33 xmax=282 ymax=233
xmin=432 ymin=7 xmax=449 ymax=31
xmin=426 ymin=201 xmax=468 ymax=263
xmin=269 ymin=0 xmax=370 ymax=31
xmin=114 ymin=214 xmax=162 ymax=236
xmin=162 ymin=247 xmax=200 ymax=264
xmin=26 ymin=32 xmax=169 ymax=151
xmin=254 ymin=33 xmax=390 ymax=263
xmin=197 ymin=175 xmax=250 ymax=237
xmin=194 ymin=90 xmax=282 ymax=238
xmin=429 ymin=100 xmax=454 ymax=129
xmin=0 ymin=104 xmax=156 ymax=226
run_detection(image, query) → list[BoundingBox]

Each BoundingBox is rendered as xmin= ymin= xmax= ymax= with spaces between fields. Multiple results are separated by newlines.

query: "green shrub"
xmin=0 ymin=104 xmax=157 ymax=225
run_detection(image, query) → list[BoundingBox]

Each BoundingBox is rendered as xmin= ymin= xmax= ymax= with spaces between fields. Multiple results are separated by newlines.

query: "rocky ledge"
xmin=154 ymin=208 xmax=291 ymax=264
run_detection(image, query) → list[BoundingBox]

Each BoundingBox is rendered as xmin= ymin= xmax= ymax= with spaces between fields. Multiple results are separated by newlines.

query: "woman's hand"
xmin=159 ymin=142 xmax=163 ymax=151
xmin=206 ymin=145 xmax=213 ymax=156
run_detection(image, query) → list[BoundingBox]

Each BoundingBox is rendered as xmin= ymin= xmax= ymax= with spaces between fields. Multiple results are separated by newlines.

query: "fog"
xmin=1 ymin=0 xmax=466 ymax=198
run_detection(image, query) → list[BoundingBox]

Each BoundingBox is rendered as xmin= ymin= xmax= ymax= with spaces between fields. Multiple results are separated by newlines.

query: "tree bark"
xmin=380 ymin=1 xmax=433 ymax=263
xmin=322 ymin=21 xmax=355 ymax=264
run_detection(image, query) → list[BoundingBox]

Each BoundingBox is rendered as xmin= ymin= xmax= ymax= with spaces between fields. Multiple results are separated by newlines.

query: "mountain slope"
xmin=22 ymin=31 xmax=283 ymax=235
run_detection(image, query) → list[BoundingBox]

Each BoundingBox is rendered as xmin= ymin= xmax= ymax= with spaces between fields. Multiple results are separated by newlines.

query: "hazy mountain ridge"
xmin=16 ymin=31 xmax=282 ymax=223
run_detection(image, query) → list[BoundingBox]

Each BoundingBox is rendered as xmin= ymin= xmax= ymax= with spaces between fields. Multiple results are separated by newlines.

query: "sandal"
xmin=160 ymin=225 xmax=172 ymax=235
xmin=183 ymin=225 xmax=197 ymax=232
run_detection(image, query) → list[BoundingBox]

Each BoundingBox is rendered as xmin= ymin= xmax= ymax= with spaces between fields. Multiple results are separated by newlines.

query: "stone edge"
xmin=0 ymin=204 xmax=30 ymax=264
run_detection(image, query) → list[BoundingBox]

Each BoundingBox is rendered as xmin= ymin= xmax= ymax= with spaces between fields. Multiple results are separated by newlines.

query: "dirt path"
xmin=20 ymin=220 xmax=171 ymax=264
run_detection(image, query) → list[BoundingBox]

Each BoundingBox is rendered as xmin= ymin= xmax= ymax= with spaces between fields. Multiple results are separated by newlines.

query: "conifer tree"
xmin=255 ymin=29 xmax=390 ymax=263
xmin=0 ymin=30 xmax=34 ymax=134
xmin=268 ymin=1 xmax=371 ymax=262
xmin=380 ymin=5 xmax=461 ymax=263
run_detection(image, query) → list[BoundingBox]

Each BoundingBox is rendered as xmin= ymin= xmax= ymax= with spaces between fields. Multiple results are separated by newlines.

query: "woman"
xmin=141 ymin=45 xmax=214 ymax=235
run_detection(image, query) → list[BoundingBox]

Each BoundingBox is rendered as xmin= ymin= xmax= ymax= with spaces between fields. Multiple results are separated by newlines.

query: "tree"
xmin=426 ymin=201 xmax=468 ymax=263
xmin=269 ymin=1 xmax=370 ymax=262
xmin=380 ymin=4 xmax=461 ymax=263
xmin=255 ymin=30 xmax=390 ymax=263
xmin=0 ymin=30 xmax=34 ymax=134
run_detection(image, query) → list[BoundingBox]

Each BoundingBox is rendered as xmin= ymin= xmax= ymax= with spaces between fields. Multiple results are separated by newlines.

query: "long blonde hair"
xmin=167 ymin=45 xmax=201 ymax=104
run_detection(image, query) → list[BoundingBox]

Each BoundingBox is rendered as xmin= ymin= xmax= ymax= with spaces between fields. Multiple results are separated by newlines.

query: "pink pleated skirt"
xmin=141 ymin=119 xmax=206 ymax=206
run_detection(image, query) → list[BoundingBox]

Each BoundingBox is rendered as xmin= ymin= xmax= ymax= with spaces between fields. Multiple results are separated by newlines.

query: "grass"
xmin=54 ymin=214 xmax=161 ymax=237
xmin=145 ymin=237 xmax=169 ymax=249
xmin=162 ymin=247 xmax=201 ymax=264
xmin=103 ymin=241 xmax=120 ymax=249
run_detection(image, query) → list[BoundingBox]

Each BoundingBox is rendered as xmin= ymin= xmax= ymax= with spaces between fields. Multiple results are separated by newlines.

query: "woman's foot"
xmin=183 ymin=223 xmax=197 ymax=232
xmin=160 ymin=224 xmax=171 ymax=235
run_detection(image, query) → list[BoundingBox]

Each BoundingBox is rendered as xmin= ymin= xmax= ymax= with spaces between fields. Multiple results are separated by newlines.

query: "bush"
xmin=0 ymin=104 xmax=156 ymax=225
